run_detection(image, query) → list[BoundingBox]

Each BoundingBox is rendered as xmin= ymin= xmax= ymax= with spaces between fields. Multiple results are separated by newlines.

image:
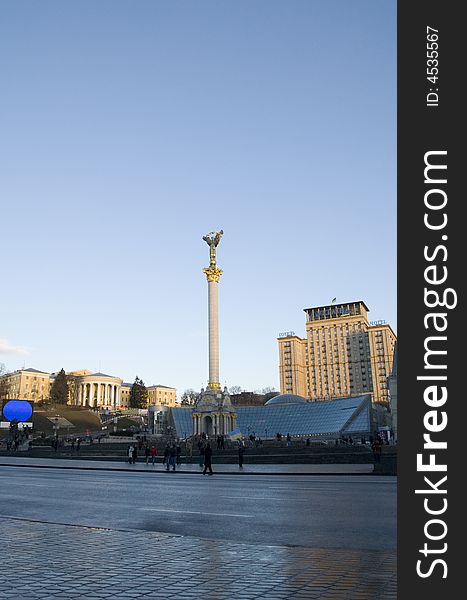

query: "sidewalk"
xmin=0 ymin=455 xmax=376 ymax=475
xmin=0 ymin=516 xmax=396 ymax=599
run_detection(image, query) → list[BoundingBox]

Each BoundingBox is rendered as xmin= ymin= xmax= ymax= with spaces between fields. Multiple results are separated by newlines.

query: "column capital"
xmin=203 ymin=266 xmax=223 ymax=283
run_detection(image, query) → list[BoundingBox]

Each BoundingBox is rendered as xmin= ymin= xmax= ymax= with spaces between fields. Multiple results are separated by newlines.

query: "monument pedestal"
xmin=193 ymin=386 xmax=237 ymax=437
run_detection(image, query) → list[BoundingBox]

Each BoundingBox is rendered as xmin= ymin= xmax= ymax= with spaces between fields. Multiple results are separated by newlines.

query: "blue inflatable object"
xmin=3 ymin=400 xmax=33 ymax=422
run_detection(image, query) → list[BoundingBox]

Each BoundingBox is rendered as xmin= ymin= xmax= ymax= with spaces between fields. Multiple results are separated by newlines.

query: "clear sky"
xmin=0 ymin=0 xmax=396 ymax=396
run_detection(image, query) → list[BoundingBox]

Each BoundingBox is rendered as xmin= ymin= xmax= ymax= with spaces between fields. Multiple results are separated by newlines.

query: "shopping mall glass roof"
xmin=170 ymin=395 xmax=372 ymax=438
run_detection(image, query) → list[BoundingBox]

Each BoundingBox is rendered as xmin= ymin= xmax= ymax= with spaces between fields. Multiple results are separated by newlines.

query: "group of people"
xmin=127 ymin=443 xmax=158 ymax=465
xmin=124 ymin=434 xmax=255 ymax=474
xmin=69 ymin=438 xmax=82 ymax=451
xmin=162 ymin=443 xmax=182 ymax=471
xmin=4 ymin=438 xmax=20 ymax=451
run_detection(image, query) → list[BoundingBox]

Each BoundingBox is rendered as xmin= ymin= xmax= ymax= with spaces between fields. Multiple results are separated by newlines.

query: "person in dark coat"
xmin=176 ymin=442 xmax=182 ymax=465
xmin=238 ymin=441 xmax=245 ymax=468
xmin=372 ymin=437 xmax=382 ymax=463
xmin=203 ymin=442 xmax=213 ymax=475
xmin=168 ymin=444 xmax=177 ymax=471
xmin=163 ymin=443 xmax=171 ymax=470
xmin=198 ymin=442 xmax=205 ymax=468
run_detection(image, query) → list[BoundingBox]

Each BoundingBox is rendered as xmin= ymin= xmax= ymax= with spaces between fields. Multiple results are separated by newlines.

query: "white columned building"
xmin=73 ymin=372 xmax=123 ymax=410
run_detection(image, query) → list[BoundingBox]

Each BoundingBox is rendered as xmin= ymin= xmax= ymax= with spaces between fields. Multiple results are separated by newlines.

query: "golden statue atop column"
xmin=202 ymin=230 xmax=224 ymax=284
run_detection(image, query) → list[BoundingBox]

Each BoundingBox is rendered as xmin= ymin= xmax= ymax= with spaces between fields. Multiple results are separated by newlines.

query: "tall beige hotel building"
xmin=278 ymin=301 xmax=396 ymax=405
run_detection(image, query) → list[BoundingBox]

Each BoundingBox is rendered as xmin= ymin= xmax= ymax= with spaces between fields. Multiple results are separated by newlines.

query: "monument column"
xmin=202 ymin=229 xmax=224 ymax=390
xmin=194 ymin=229 xmax=237 ymax=438
xmin=204 ymin=266 xmax=223 ymax=389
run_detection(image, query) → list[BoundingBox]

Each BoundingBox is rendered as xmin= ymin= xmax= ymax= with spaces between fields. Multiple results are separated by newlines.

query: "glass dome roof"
xmin=264 ymin=393 xmax=307 ymax=406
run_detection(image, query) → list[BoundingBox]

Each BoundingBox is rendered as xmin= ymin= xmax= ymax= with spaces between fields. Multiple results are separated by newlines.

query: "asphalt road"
xmin=0 ymin=466 xmax=396 ymax=550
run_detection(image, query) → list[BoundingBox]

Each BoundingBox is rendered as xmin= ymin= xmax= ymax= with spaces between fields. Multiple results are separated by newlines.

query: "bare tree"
xmin=180 ymin=389 xmax=198 ymax=406
xmin=228 ymin=385 xmax=242 ymax=395
xmin=0 ymin=363 xmax=10 ymax=401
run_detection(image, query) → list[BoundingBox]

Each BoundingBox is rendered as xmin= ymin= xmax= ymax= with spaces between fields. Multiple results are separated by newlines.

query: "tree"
xmin=180 ymin=389 xmax=198 ymax=406
xmin=129 ymin=376 xmax=148 ymax=409
xmin=49 ymin=368 xmax=69 ymax=405
xmin=228 ymin=385 xmax=242 ymax=395
xmin=0 ymin=363 xmax=10 ymax=401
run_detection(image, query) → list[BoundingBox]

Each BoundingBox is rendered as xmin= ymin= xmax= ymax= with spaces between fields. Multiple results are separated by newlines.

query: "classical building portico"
xmin=74 ymin=372 xmax=123 ymax=409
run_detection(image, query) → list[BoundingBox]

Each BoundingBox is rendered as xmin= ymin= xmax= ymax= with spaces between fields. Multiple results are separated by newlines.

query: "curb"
xmin=0 ymin=461 xmax=385 ymax=476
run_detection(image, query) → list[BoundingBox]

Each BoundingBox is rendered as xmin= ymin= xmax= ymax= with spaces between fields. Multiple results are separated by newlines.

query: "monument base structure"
xmin=193 ymin=386 xmax=237 ymax=437
xmin=193 ymin=229 xmax=237 ymax=437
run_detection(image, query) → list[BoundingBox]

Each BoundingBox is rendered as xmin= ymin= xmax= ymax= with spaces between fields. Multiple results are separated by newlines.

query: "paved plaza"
xmin=0 ymin=463 xmax=396 ymax=598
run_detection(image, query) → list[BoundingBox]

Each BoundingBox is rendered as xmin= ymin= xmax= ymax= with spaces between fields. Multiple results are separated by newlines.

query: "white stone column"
xmin=208 ymin=279 xmax=219 ymax=387
xmin=97 ymin=383 xmax=101 ymax=408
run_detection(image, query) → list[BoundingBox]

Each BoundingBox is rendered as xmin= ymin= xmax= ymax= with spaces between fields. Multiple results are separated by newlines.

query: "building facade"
xmin=278 ymin=301 xmax=396 ymax=405
xmin=147 ymin=385 xmax=177 ymax=407
xmin=1 ymin=368 xmax=176 ymax=411
xmin=0 ymin=368 xmax=51 ymax=403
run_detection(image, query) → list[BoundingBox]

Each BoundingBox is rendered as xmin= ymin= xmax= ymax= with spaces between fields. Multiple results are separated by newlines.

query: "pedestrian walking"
xmin=286 ymin=433 xmax=291 ymax=447
xmin=145 ymin=444 xmax=151 ymax=465
xmin=132 ymin=445 xmax=138 ymax=464
xmin=203 ymin=442 xmax=213 ymax=475
xmin=372 ymin=437 xmax=382 ymax=463
xmin=128 ymin=445 xmax=134 ymax=464
xmin=198 ymin=442 xmax=205 ymax=468
xmin=186 ymin=439 xmax=193 ymax=458
xmin=176 ymin=442 xmax=182 ymax=466
xmin=163 ymin=443 xmax=170 ymax=468
xmin=150 ymin=445 xmax=158 ymax=465
xmin=77 ymin=438 xmax=81 ymax=452
xmin=238 ymin=441 xmax=245 ymax=468
xmin=168 ymin=444 xmax=177 ymax=471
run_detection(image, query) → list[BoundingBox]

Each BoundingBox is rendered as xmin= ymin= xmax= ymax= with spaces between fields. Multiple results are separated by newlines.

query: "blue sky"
xmin=0 ymin=0 xmax=396 ymax=395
